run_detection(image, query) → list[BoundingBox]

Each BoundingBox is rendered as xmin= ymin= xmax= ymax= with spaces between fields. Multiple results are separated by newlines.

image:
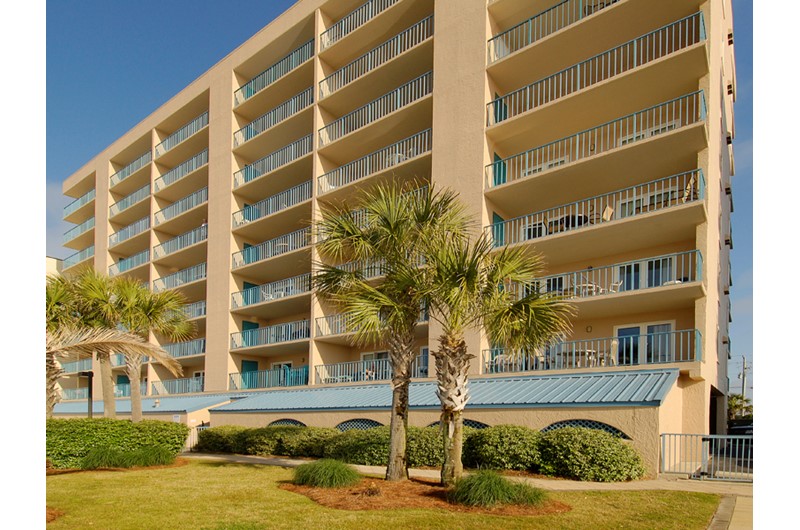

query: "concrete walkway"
xmin=183 ymin=453 xmax=753 ymax=528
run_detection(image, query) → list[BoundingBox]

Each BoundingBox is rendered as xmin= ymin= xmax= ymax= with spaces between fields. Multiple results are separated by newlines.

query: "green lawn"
xmin=46 ymin=460 xmax=719 ymax=530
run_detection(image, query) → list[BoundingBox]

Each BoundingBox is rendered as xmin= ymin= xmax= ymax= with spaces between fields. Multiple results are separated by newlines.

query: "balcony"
xmin=114 ymin=382 xmax=148 ymax=398
xmin=61 ymin=387 xmax=89 ymax=400
xmin=183 ymin=300 xmax=207 ymax=320
xmin=155 ymin=111 xmax=209 ymax=166
xmin=487 ymin=12 xmax=707 ymax=129
xmin=63 ymin=188 xmax=96 ymax=222
xmin=154 ymin=187 xmax=208 ymax=229
xmin=63 ymin=245 xmax=94 ymax=270
xmin=163 ymin=338 xmax=206 ymax=359
xmin=153 ymin=262 xmax=207 ymax=294
xmin=318 ymin=71 xmax=433 ymax=156
xmin=483 ymin=329 xmax=702 ymax=374
xmin=229 ymin=365 xmax=309 ymax=391
xmin=315 ymin=354 xmax=428 ymax=384
xmin=230 ymin=319 xmax=311 ymax=350
xmin=63 ymin=217 xmax=95 ymax=249
xmin=315 ymin=308 xmax=428 ymax=343
xmin=317 ymin=128 xmax=431 ymax=197
xmin=234 ymin=39 xmax=314 ymax=107
xmin=233 ymin=88 xmax=313 ymax=154
xmin=60 ymin=358 xmax=92 ymax=374
xmin=231 ymin=273 xmax=311 ymax=313
xmin=108 ymin=249 xmax=150 ymax=277
xmin=110 ymin=150 xmax=152 ymax=190
xmin=154 ymin=149 xmax=209 ymax=199
xmin=109 ymin=184 xmax=151 ymax=224
xmin=109 ymin=216 xmax=150 ymax=249
xmin=320 ymin=0 xmax=401 ymax=51
xmin=233 ymin=135 xmax=313 ymax=198
xmin=152 ymin=376 xmax=204 ymax=396
xmin=152 ymin=225 xmax=208 ymax=266
xmin=232 ymin=227 xmax=311 ymax=270
xmin=232 ymin=181 xmax=311 ymax=238
xmin=319 ymin=15 xmax=433 ymax=102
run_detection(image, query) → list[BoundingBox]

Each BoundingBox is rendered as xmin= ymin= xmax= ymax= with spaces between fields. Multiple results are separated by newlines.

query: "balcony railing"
xmin=315 ymin=354 xmax=428 ymax=384
xmin=515 ymin=250 xmax=703 ymax=299
xmin=483 ymin=329 xmax=702 ymax=374
xmin=154 ymin=149 xmax=209 ymax=192
xmin=110 ymin=150 xmax=152 ymax=187
xmin=155 ymin=112 xmax=209 ymax=158
xmin=114 ymin=382 xmax=148 ymax=398
xmin=234 ymin=88 xmax=313 ymax=147
xmin=232 ymin=227 xmax=310 ymax=269
xmin=183 ymin=300 xmax=207 ymax=319
xmin=318 ymin=128 xmax=431 ymax=194
xmin=319 ymin=15 xmax=433 ymax=99
xmin=109 ymin=216 xmax=150 ymax=247
xmin=487 ymin=0 xmax=621 ymax=63
xmin=155 ymin=188 xmax=208 ymax=225
xmin=63 ymin=245 xmax=94 ymax=269
xmin=231 ymin=273 xmax=311 ymax=309
xmin=63 ymin=189 xmax=96 ymax=219
xmin=153 ymin=225 xmax=208 ymax=259
xmin=337 ymin=258 xmax=388 ymax=279
xmin=152 ymin=376 xmax=204 ymax=396
xmin=108 ymin=249 xmax=150 ymax=277
xmin=234 ymin=39 xmax=314 ymax=107
xmin=60 ymin=358 xmax=92 ymax=373
xmin=63 ymin=217 xmax=95 ymax=244
xmin=163 ymin=338 xmax=206 ymax=358
xmin=229 ymin=365 xmax=309 ymax=391
xmin=111 ymin=353 xmax=126 ymax=367
xmin=230 ymin=319 xmax=311 ymax=349
xmin=316 ymin=308 xmax=428 ymax=337
xmin=320 ymin=0 xmax=400 ymax=50
xmin=110 ymin=184 xmax=151 ymax=217
xmin=486 ymin=91 xmax=706 ymax=188
xmin=319 ymin=71 xmax=433 ymax=146
xmin=487 ymin=12 xmax=706 ymax=125
xmin=61 ymin=387 xmax=89 ymax=400
xmin=153 ymin=262 xmax=207 ymax=292
xmin=232 ymin=181 xmax=311 ymax=228
xmin=233 ymin=135 xmax=313 ymax=188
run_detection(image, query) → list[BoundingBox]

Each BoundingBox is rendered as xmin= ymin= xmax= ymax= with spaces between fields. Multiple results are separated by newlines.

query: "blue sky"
xmin=45 ymin=0 xmax=754 ymax=396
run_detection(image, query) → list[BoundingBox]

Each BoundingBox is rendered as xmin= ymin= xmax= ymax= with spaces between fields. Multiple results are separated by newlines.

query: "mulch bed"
xmin=279 ymin=477 xmax=572 ymax=516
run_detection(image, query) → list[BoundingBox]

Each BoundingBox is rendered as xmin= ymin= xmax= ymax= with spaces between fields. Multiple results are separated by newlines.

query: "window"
xmin=492 ymin=153 xmax=506 ymax=186
xmin=618 ymin=121 xmax=680 ymax=147
xmin=614 ymin=321 xmax=674 ymax=365
xmin=522 ymin=155 xmax=569 ymax=177
xmin=492 ymin=212 xmax=505 ymax=247
xmin=415 ymin=347 xmax=429 ymax=378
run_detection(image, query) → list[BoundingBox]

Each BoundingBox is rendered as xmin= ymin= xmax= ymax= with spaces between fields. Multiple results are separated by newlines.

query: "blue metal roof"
xmin=53 ymin=394 xmax=232 ymax=415
xmin=211 ymin=369 xmax=679 ymax=413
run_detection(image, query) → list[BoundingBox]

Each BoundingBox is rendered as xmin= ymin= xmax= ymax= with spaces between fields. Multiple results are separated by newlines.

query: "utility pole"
xmin=739 ymin=356 xmax=748 ymax=398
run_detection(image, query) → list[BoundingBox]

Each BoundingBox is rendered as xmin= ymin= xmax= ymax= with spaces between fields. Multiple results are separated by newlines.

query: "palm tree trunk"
xmin=97 ymin=352 xmax=116 ymax=418
xmin=46 ymin=353 xmax=63 ymax=419
xmin=385 ymin=330 xmax=416 ymax=481
xmin=127 ymin=356 xmax=143 ymax=422
xmin=434 ymin=334 xmax=473 ymax=486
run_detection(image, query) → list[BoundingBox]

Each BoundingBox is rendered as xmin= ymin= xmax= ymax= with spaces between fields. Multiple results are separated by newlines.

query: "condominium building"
xmin=55 ymin=0 xmax=736 ymax=475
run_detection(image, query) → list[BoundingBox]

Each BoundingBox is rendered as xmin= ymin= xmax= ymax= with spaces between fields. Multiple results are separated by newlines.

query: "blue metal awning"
xmin=53 ymin=394 xmax=233 ymax=415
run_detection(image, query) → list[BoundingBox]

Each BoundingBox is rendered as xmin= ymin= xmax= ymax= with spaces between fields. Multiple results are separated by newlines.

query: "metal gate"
xmin=660 ymin=433 xmax=753 ymax=482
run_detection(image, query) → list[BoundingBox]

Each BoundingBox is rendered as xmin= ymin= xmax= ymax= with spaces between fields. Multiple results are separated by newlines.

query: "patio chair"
xmin=682 ymin=174 xmax=697 ymax=203
xmin=602 ymin=205 xmax=615 ymax=222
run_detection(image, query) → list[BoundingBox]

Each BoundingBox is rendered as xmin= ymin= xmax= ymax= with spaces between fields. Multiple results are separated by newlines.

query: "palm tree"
xmin=46 ymin=275 xmax=79 ymax=418
xmin=426 ymin=233 xmax=575 ymax=486
xmin=727 ymin=393 xmax=753 ymax=420
xmin=314 ymin=182 xmax=470 ymax=481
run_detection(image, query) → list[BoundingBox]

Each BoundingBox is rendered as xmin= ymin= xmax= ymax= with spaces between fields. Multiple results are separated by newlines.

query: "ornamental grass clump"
xmin=447 ymin=470 xmax=547 ymax=508
xmin=80 ymin=446 xmax=175 ymax=469
xmin=293 ymin=459 xmax=361 ymax=488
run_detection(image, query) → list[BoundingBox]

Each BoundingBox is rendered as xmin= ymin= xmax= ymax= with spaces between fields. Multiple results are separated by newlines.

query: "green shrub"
xmin=46 ymin=418 xmax=189 ymax=469
xmin=447 ymin=470 xmax=547 ymax=507
xmin=293 ymin=459 xmax=361 ymax=488
xmin=80 ymin=447 xmax=127 ymax=469
xmin=279 ymin=427 xmax=339 ymax=458
xmin=80 ymin=446 xmax=176 ymax=469
xmin=407 ymin=427 xmax=445 ymax=468
xmin=538 ymin=427 xmax=646 ymax=482
xmin=323 ymin=427 xmax=390 ymax=465
xmin=195 ymin=425 xmax=249 ymax=454
xmin=462 ymin=424 xmax=541 ymax=471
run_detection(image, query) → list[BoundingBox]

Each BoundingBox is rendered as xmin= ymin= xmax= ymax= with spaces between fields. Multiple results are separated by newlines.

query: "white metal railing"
xmin=152 ymin=376 xmax=204 ymax=396
xmin=486 ymin=91 xmax=706 ymax=188
xmin=60 ymin=358 xmax=92 ymax=373
xmin=153 ymin=262 xmax=207 ymax=292
xmin=488 ymin=13 xmax=706 ymax=125
xmin=231 ymin=273 xmax=311 ymax=309
xmin=234 ymin=39 xmax=314 ymax=107
xmin=113 ymin=382 xmax=148 ymax=398
xmin=108 ymin=249 xmax=150 ymax=277
xmin=320 ymin=0 xmax=400 ymax=51
xmin=63 ymin=217 xmax=95 ymax=244
xmin=231 ymin=228 xmax=311 ymax=269
xmin=337 ymin=258 xmax=388 ymax=279
xmin=109 ymin=184 xmax=151 ymax=217
xmin=319 ymin=15 xmax=433 ymax=99
xmin=229 ymin=365 xmax=309 ymax=390
xmin=318 ymin=128 xmax=431 ymax=194
xmin=233 ymin=135 xmax=313 ymax=188
xmin=63 ymin=189 xmax=96 ymax=219
xmin=155 ymin=187 xmax=208 ymax=225
xmin=319 ymin=71 xmax=432 ymax=146
xmin=315 ymin=354 xmax=428 ymax=384
xmin=109 ymin=216 xmax=150 ymax=247
xmin=183 ymin=300 xmax=207 ymax=319
xmin=62 ymin=387 xmax=89 ymax=400
xmin=154 ymin=150 xmax=209 ymax=192
xmin=316 ymin=308 xmax=428 ymax=337
xmin=155 ymin=112 xmax=209 ymax=158
xmin=232 ymin=181 xmax=311 ymax=228
xmin=661 ymin=434 xmax=752 ymax=482
xmin=163 ymin=338 xmax=206 ymax=358
xmin=63 ymin=245 xmax=95 ymax=269
xmin=153 ymin=225 xmax=208 ymax=259
xmin=230 ymin=319 xmax=311 ymax=349
xmin=233 ymin=88 xmax=313 ymax=147
xmin=110 ymin=150 xmax=152 ymax=187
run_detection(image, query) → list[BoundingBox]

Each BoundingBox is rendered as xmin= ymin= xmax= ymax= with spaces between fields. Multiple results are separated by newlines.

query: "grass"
xmin=448 ymin=470 xmax=546 ymax=507
xmin=46 ymin=460 xmax=720 ymax=530
xmin=293 ymin=459 xmax=361 ymax=488
xmin=81 ymin=446 xmax=176 ymax=469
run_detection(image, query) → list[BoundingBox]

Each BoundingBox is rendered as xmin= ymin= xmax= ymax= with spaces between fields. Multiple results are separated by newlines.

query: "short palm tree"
xmin=314 ymin=182 xmax=470 ymax=481
xmin=426 ymin=233 xmax=575 ymax=486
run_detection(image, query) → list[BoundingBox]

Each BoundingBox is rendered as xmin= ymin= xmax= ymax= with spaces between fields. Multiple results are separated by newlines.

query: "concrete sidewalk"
xmin=183 ymin=453 xmax=753 ymax=528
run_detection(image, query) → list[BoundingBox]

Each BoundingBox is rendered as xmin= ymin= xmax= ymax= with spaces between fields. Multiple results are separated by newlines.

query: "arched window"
xmin=335 ymin=419 xmax=383 ymax=431
xmin=268 ymin=419 xmax=306 ymax=427
xmin=427 ymin=419 xmax=490 ymax=430
xmin=540 ymin=419 xmax=631 ymax=439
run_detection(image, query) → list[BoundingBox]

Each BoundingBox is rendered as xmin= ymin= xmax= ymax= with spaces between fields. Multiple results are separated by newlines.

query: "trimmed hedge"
xmin=323 ymin=426 xmax=457 ymax=467
xmin=195 ymin=425 xmax=249 ymax=454
xmin=462 ymin=425 xmax=541 ymax=471
xmin=538 ymin=427 xmax=646 ymax=482
xmin=46 ymin=418 xmax=189 ymax=469
xmin=196 ymin=425 xmax=339 ymax=458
